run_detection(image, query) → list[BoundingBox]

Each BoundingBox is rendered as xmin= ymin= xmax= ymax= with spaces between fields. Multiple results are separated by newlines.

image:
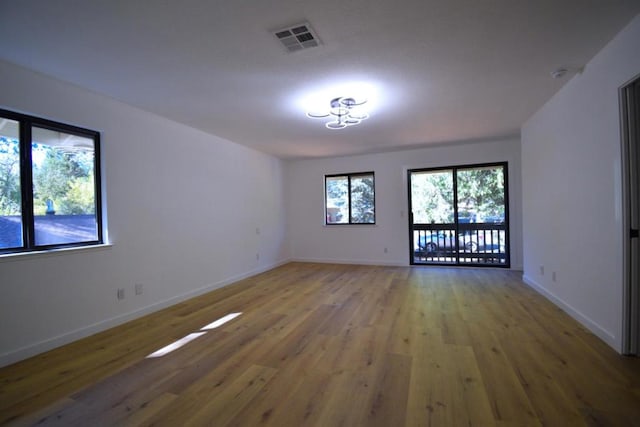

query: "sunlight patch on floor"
xmin=146 ymin=312 xmax=243 ymax=358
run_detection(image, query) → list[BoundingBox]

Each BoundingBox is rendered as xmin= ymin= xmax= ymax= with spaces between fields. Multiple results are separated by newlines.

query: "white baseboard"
xmin=290 ymin=256 xmax=407 ymax=267
xmin=292 ymin=257 xmax=523 ymax=271
xmin=522 ymin=274 xmax=618 ymax=350
xmin=0 ymin=258 xmax=291 ymax=368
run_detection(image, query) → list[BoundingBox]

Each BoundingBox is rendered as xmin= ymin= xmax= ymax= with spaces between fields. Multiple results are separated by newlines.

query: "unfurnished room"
xmin=1 ymin=1 xmax=640 ymax=425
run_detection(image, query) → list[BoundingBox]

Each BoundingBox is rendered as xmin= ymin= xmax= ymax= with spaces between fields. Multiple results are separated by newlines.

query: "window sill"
xmin=0 ymin=243 xmax=113 ymax=263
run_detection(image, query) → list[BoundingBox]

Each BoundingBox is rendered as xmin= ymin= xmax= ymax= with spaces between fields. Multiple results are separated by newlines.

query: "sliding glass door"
xmin=409 ymin=163 xmax=509 ymax=267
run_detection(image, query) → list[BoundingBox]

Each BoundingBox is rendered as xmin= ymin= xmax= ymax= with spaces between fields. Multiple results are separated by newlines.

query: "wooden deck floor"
xmin=1 ymin=263 xmax=640 ymax=426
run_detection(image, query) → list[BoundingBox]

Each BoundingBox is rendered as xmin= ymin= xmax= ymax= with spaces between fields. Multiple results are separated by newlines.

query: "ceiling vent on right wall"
xmin=273 ymin=22 xmax=321 ymax=53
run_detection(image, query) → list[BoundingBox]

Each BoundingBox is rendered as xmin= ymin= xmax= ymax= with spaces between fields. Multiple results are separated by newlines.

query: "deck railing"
xmin=413 ymin=222 xmax=508 ymax=266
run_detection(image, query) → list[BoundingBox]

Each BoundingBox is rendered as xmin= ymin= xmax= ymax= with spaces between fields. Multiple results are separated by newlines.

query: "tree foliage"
xmin=0 ymin=140 xmax=96 ymax=217
xmin=412 ymin=166 xmax=505 ymax=224
xmin=326 ymin=174 xmax=375 ymax=224
xmin=32 ymin=146 xmax=95 ymax=215
xmin=326 ymin=177 xmax=347 ymax=206
xmin=456 ymin=168 xmax=504 ymax=220
xmin=350 ymin=176 xmax=374 ymax=223
xmin=0 ymin=137 xmax=21 ymax=215
xmin=411 ymin=171 xmax=454 ymax=223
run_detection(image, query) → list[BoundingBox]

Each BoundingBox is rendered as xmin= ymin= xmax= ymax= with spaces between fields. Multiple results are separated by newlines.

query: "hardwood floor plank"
xmin=259 ymin=304 xmax=338 ymax=369
xmin=137 ymin=334 xmax=280 ymax=425
xmin=500 ymin=338 xmax=585 ymax=425
xmin=223 ymin=361 xmax=319 ymax=426
xmin=362 ymin=352 xmax=412 ymax=427
xmin=467 ymin=324 xmax=540 ymax=426
xmin=4 ymin=397 xmax=79 ymax=427
xmin=313 ymin=369 xmax=379 ymax=426
xmin=314 ymin=325 xmax=390 ymax=375
xmin=447 ymin=345 xmax=497 ymax=426
xmin=181 ymin=364 xmax=278 ymax=427
xmin=252 ymin=371 xmax=332 ymax=427
xmin=1 ymin=262 xmax=640 ymax=426
xmin=121 ymin=392 xmax=179 ymax=426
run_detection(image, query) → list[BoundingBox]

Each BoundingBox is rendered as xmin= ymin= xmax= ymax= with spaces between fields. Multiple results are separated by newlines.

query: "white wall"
xmin=287 ymin=137 xmax=523 ymax=269
xmin=521 ymin=15 xmax=640 ymax=351
xmin=0 ymin=61 xmax=290 ymax=366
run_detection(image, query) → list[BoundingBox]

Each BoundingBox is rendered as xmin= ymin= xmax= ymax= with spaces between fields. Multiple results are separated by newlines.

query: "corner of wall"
xmin=521 ymin=274 xmax=619 ymax=351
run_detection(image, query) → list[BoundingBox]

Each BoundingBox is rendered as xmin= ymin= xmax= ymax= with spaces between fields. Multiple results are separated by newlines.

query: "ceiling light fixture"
xmin=307 ymin=96 xmax=369 ymax=129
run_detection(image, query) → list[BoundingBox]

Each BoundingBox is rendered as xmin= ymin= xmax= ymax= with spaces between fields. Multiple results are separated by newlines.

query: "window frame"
xmin=324 ymin=171 xmax=376 ymax=225
xmin=408 ymin=161 xmax=510 ymax=267
xmin=0 ymin=108 xmax=103 ymax=254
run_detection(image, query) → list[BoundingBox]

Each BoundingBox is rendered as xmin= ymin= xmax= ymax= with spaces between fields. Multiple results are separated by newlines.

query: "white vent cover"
xmin=273 ymin=22 xmax=321 ymax=53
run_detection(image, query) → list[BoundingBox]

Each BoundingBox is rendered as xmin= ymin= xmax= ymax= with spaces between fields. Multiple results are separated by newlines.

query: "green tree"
xmin=411 ymin=171 xmax=454 ymax=224
xmin=326 ymin=177 xmax=348 ymax=205
xmin=0 ymin=137 xmax=21 ymax=215
xmin=32 ymin=146 xmax=95 ymax=215
xmin=326 ymin=176 xmax=348 ymax=223
xmin=350 ymin=175 xmax=374 ymax=223
xmin=456 ymin=168 xmax=504 ymax=221
xmin=411 ymin=166 xmax=505 ymax=224
xmin=59 ymin=171 xmax=95 ymax=214
xmin=326 ymin=174 xmax=374 ymax=223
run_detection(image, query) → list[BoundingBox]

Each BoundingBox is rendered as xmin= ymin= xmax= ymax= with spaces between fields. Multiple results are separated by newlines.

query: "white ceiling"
xmin=1 ymin=1 xmax=638 ymax=159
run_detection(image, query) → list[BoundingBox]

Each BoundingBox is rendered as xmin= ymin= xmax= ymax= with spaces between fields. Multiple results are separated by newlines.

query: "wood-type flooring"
xmin=1 ymin=262 xmax=640 ymax=426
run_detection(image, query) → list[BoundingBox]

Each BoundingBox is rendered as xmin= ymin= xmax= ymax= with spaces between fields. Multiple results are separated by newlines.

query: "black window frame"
xmin=0 ymin=108 xmax=103 ymax=254
xmin=324 ymin=171 xmax=376 ymax=225
xmin=408 ymin=161 xmax=510 ymax=267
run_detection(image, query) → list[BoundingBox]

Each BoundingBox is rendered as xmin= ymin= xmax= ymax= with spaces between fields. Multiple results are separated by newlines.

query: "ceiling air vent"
xmin=273 ymin=22 xmax=321 ymax=53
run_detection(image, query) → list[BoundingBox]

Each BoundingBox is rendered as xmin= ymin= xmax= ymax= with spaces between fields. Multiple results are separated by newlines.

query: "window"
xmin=325 ymin=172 xmax=375 ymax=225
xmin=0 ymin=109 xmax=103 ymax=254
xmin=409 ymin=162 xmax=509 ymax=266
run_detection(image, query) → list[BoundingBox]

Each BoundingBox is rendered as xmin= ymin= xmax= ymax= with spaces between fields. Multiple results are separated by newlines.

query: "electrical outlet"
xmin=256 ymin=253 xmax=260 ymax=261
xmin=384 ymin=247 xmax=388 ymax=253
xmin=135 ymin=283 xmax=143 ymax=295
xmin=552 ymin=271 xmax=557 ymax=282
xmin=117 ymin=288 xmax=125 ymax=300
xmin=539 ymin=265 xmax=544 ymax=275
